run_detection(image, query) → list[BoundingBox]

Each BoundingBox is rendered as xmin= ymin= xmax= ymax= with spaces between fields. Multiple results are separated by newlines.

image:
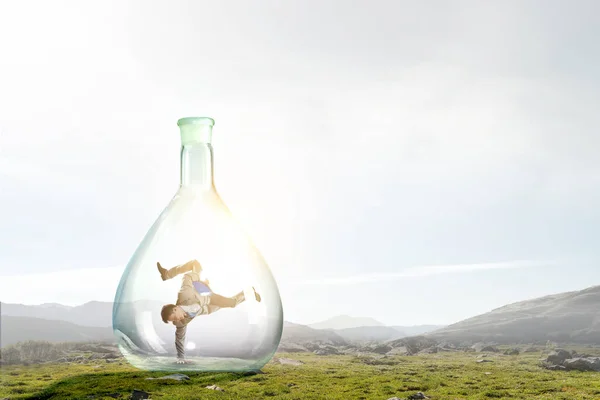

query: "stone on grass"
xmin=277 ymin=343 xmax=308 ymax=353
xmin=206 ymin=384 xmax=224 ymax=391
xmin=546 ymin=349 xmax=572 ymax=365
xmin=273 ymin=357 xmax=304 ymax=366
xmin=504 ymin=348 xmax=520 ymax=356
xmin=369 ymin=345 xmax=392 ymax=354
xmin=130 ymin=389 xmax=149 ymax=400
xmin=408 ymin=392 xmax=429 ymax=399
xmin=145 ymin=373 xmax=190 ymax=381
xmin=563 ymin=357 xmax=600 ymax=372
xmin=545 ymin=364 xmax=566 ymax=371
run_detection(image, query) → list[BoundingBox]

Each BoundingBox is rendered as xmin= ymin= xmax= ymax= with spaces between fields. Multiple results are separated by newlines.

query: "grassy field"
xmin=2 ymin=349 xmax=600 ymax=399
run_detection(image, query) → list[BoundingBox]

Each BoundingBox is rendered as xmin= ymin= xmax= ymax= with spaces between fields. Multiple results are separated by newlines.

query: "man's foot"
xmin=252 ymin=286 xmax=262 ymax=302
xmin=157 ymin=262 xmax=168 ymax=281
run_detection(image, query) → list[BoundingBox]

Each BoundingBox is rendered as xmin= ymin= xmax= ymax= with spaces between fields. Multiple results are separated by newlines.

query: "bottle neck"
xmin=180 ymin=142 xmax=215 ymax=189
xmin=177 ymin=118 xmax=216 ymax=190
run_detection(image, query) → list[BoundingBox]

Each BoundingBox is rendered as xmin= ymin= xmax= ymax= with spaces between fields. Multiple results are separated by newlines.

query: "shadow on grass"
xmin=23 ymin=369 xmax=262 ymax=400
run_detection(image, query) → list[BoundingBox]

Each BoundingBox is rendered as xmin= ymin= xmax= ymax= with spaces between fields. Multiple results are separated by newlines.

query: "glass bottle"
xmin=112 ymin=117 xmax=283 ymax=372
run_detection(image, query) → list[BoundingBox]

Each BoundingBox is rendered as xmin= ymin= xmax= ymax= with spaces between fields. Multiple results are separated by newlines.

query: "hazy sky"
xmin=1 ymin=0 xmax=599 ymax=326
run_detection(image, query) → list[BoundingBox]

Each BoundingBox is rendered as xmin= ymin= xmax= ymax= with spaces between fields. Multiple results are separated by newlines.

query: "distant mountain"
xmin=391 ymin=325 xmax=445 ymax=336
xmin=1 ymin=301 xmax=113 ymax=327
xmin=428 ymin=285 xmax=600 ymax=344
xmin=334 ymin=326 xmax=406 ymax=343
xmin=309 ymin=315 xmax=384 ymax=330
xmin=281 ymin=322 xmax=347 ymax=346
xmin=1 ymin=302 xmax=444 ymax=346
xmin=1 ymin=316 xmax=114 ymax=347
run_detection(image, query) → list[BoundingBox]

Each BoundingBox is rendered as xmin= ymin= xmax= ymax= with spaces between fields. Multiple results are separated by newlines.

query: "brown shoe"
xmin=252 ymin=287 xmax=262 ymax=302
xmin=157 ymin=262 xmax=168 ymax=281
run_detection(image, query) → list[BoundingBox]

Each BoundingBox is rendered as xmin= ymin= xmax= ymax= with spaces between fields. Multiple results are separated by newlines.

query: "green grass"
xmin=2 ymin=350 xmax=600 ymax=399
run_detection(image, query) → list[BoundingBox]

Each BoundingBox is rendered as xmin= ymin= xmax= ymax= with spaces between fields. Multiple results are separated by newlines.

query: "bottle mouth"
xmin=177 ymin=117 xmax=215 ymax=127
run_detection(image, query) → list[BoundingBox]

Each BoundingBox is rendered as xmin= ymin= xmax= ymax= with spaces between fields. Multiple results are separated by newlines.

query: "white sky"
xmin=1 ymin=0 xmax=599 ymax=325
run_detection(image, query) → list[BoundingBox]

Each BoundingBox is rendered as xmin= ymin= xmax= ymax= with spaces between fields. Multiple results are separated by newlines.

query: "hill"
xmin=0 ymin=303 xmax=442 ymax=346
xmin=1 ymin=301 xmax=113 ymax=327
xmin=280 ymin=322 xmax=346 ymax=345
xmin=333 ymin=326 xmax=406 ymax=343
xmin=0 ymin=316 xmax=114 ymax=346
xmin=391 ymin=325 xmax=445 ymax=336
xmin=428 ymin=285 xmax=600 ymax=344
xmin=308 ymin=315 xmax=384 ymax=330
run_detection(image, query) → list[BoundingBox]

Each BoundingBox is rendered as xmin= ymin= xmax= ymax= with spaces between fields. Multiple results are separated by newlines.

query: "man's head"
xmin=161 ymin=304 xmax=186 ymax=324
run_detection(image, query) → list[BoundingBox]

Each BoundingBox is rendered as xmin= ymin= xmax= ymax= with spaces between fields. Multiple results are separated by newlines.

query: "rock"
xmin=75 ymin=344 xmax=119 ymax=354
xmin=89 ymin=352 xmax=120 ymax=360
xmin=481 ymin=346 xmax=499 ymax=353
xmin=545 ymin=364 xmax=566 ymax=371
xmin=130 ymin=390 xmax=149 ymax=400
xmin=408 ymin=392 xmax=429 ymax=400
xmin=369 ymin=345 xmax=392 ymax=354
xmin=388 ymin=336 xmax=438 ymax=355
xmin=277 ymin=343 xmax=309 ymax=353
xmin=417 ymin=347 xmax=438 ymax=354
xmin=387 ymin=397 xmax=404 ymax=400
xmin=504 ymin=348 xmax=520 ymax=356
xmin=386 ymin=346 xmax=410 ymax=356
xmin=438 ymin=341 xmax=457 ymax=349
xmin=145 ymin=373 xmax=190 ymax=381
xmin=563 ymin=357 xmax=600 ymax=372
xmin=273 ymin=357 xmax=304 ymax=366
xmin=522 ymin=345 xmax=540 ymax=353
xmin=471 ymin=343 xmax=498 ymax=353
xmin=301 ymin=342 xmax=323 ymax=352
xmin=206 ymin=385 xmax=224 ymax=391
xmin=476 ymin=359 xmax=493 ymax=363
xmin=313 ymin=346 xmax=339 ymax=356
xmin=546 ymin=349 xmax=572 ymax=365
xmin=471 ymin=342 xmax=485 ymax=352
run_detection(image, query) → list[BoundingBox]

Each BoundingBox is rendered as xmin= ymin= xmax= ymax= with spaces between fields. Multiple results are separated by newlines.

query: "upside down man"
xmin=157 ymin=259 xmax=261 ymax=363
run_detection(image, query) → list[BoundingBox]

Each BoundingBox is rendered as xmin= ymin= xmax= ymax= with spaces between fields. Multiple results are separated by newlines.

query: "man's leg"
xmin=208 ymin=288 xmax=261 ymax=308
xmin=208 ymin=293 xmax=238 ymax=308
xmin=157 ymin=259 xmax=201 ymax=281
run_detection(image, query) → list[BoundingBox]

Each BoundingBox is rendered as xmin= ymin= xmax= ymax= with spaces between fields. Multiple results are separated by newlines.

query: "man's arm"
xmin=175 ymin=324 xmax=187 ymax=361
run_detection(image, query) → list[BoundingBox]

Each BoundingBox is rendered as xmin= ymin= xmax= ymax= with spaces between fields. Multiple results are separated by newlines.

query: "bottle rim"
xmin=177 ymin=117 xmax=215 ymax=127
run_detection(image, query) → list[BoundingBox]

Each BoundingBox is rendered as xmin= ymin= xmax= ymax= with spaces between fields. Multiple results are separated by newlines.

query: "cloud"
xmin=298 ymin=260 xmax=550 ymax=286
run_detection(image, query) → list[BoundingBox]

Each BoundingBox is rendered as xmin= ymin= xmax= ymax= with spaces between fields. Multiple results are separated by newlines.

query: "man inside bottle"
xmin=158 ymin=259 xmax=261 ymax=364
